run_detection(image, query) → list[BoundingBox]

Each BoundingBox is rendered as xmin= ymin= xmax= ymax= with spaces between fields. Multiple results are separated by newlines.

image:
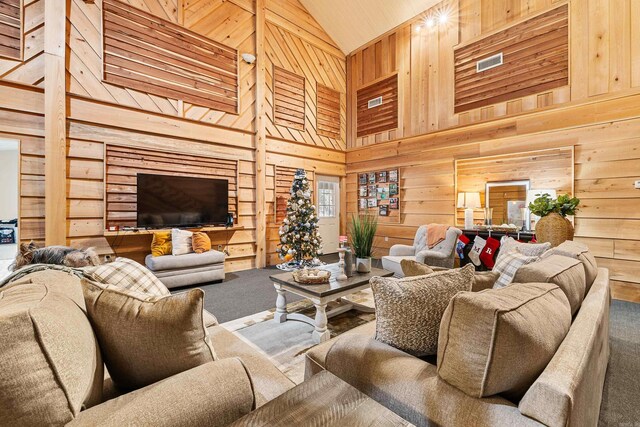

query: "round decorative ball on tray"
xmin=292 ymin=268 xmax=331 ymax=284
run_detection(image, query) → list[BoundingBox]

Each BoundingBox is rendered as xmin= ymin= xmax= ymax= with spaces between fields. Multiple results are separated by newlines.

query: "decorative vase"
xmin=356 ymin=257 xmax=372 ymax=273
xmin=535 ymin=213 xmax=574 ymax=247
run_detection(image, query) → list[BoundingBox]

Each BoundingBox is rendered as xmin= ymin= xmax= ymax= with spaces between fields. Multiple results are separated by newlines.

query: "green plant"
xmin=349 ymin=214 xmax=378 ymax=258
xmin=528 ymin=193 xmax=580 ymax=217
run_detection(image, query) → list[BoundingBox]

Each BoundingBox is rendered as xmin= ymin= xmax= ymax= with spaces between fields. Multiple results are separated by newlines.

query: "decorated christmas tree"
xmin=277 ymin=169 xmax=322 ymax=268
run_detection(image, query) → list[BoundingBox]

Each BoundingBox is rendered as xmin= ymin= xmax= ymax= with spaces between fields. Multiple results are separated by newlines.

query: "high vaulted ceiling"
xmin=299 ymin=0 xmax=441 ymax=54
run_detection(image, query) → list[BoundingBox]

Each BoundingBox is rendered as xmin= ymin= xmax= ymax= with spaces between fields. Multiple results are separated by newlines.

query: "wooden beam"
xmin=44 ymin=0 xmax=67 ymax=245
xmin=255 ymin=0 xmax=267 ymax=268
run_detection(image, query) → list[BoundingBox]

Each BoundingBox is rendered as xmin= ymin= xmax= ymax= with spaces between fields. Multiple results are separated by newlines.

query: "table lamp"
xmin=457 ymin=192 xmax=481 ymax=229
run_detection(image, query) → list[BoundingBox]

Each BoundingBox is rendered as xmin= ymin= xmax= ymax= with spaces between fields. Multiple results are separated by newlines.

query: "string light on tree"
xmin=276 ymin=169 xmax=323 ymax=269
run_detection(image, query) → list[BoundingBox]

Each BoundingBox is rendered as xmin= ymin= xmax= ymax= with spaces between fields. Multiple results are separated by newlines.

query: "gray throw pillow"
xmin=371 ymin=264 xmax=475 ymax=356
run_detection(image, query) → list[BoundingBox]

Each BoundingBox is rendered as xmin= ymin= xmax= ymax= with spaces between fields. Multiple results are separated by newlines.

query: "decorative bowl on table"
xmin=292 ymin=268 xmax=331 ymax=284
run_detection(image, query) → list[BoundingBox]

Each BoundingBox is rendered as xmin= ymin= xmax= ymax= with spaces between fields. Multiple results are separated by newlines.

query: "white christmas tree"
xmin=277 ymin=169 xmax=322 ymax=268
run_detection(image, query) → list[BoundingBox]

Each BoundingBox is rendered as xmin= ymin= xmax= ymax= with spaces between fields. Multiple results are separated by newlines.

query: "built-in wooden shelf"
xmin=103 ymin=225 xmax=245 ymax=237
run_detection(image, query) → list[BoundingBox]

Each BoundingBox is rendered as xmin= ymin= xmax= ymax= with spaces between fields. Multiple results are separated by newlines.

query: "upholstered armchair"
xmin=381 ymin=225 xmax=462 ymax=276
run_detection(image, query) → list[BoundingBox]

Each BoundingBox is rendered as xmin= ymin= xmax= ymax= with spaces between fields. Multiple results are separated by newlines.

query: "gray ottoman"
xmin=145 ymin=250 xmax=226 ymax=289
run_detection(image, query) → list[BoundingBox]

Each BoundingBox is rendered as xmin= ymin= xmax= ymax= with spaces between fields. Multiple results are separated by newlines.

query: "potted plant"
xmin=349 ymin=213 xmax=377 ymax=273
xmin=529 ymin=193 xmax=580 ymax=247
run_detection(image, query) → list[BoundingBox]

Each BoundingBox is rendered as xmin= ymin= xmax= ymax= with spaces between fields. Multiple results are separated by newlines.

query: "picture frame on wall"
xmin=368 ymin=172 xmax=376 ymax=184
xmin=368 ymin=198 xmax=378 ymax=208
xmin=379 ymin=205 xmax=388 ymax=216
xmin=359 ymin=186 xmax=367 ymax=197
xmin=389 ymin=198 xmax=399 ymax=209
xmin=359 ymin=198 xmax=367 ymax=210
xmin=377 ymin=171 xmax=387 ymax=183
xmin=368 ymin=185 xmax=376 ymax=196
xmin=389 ymin=169 xmax=398 ymax=182
xmin=389 ymin=183 xmax=398 ymax=196
xmin=359 ymin=174 xmax=367 ymax=185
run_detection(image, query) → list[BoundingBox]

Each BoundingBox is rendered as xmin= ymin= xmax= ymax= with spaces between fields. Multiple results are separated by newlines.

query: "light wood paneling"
xmin=0 ymin=0 xmax=43 ymax=86
xmin=103 ymin=0 xmax=239 ymax=113
xmin=454 ymin=5 xmax=569 ymax=113
xmin=347 ymin=0 xmax=640 ymax=149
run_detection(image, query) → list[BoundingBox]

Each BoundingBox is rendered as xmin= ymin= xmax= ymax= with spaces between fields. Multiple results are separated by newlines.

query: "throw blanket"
xmin=427 ymin=224 xmax=450 ymax=249
xmin=0 ymin=263 xmax=87 ymax=289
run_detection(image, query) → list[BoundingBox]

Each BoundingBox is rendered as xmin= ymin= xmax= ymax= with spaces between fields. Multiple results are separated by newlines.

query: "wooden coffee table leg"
xmin=311 ymin=300 xmax=331 ymax=343
xmin=274 ymin=283 xmax=288 ymax=323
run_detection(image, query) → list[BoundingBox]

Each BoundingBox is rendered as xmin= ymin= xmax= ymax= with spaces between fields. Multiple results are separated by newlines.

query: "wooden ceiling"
xmin=299 ymin=0 xmax=441 ymax=54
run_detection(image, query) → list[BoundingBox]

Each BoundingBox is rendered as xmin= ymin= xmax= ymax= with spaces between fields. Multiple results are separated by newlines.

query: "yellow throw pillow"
xmin=151 ymin=231 xmax=172 ymax=257
xmin=192 ymin=232 xmax=212 ymax=254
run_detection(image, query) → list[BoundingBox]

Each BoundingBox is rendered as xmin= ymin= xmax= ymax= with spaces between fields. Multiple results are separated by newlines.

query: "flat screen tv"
xmin=137 ymin=174 xmax=229 ymax=228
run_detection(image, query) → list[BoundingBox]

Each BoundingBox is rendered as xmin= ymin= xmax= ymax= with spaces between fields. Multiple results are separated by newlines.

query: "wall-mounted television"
xmin=137 ymin=174 xmax=229 ymax=228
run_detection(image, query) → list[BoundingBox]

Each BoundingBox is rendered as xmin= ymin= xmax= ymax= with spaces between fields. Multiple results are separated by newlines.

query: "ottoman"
xmin=380 ymin=255 xmax=415 ymax=277
xmin=145 ymin=250 xmax=226 ymax=289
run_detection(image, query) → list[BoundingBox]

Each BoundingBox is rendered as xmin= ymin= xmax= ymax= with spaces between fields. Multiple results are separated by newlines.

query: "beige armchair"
xmin=382 ymin=225 xmax=462 ymax=276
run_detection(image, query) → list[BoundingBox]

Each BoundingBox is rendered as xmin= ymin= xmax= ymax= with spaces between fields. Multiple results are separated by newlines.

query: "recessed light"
xmin=426 ymin=17 xmax=435 ymax=28
xmin=415 ymin=25 xmax=422 ymax=32
xmin=439 ymin=12 xmax=448 ymax=24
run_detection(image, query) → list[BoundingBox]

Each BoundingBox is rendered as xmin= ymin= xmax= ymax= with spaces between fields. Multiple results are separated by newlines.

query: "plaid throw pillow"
xmin=85 ymin=257 xmax=170 ymax=297
xmin=492 ymin=250 xmax=539 ymax=289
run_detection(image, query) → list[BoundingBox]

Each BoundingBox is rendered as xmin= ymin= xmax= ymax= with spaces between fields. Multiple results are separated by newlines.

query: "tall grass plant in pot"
xmin=349 ymin=214 xmax=377 ymax=273
xmin=529 ymin=193 xmax=580 ymax=247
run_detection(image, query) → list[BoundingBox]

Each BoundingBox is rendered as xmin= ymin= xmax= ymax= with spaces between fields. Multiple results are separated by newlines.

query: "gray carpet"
xmin=599 ymin=300 xmax=640 ymax=426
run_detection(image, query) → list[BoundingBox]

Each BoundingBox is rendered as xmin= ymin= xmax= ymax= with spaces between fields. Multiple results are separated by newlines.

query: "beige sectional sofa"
xmin=0 ymin=270 xmax=294 ymax=426
xmin=305 ymin=254 xmax=610 ymax=427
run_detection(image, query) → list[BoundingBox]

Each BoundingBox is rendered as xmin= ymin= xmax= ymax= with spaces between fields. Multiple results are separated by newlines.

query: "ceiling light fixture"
xmin=426 ymin=17 xmax=435 ymax=28
xmin=439 ymin=12 xmax=448 ymax=24
xmin=415 ymin=25 xmax=422 ymax=32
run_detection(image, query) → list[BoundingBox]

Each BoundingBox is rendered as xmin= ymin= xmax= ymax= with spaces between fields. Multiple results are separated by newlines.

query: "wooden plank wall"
xmin=102 ymin=0 xmax=240 ymax=114
xmin=0 ymin=0 xmax=346 ymax=273
xmin=356 ymin=74 xmax=398 ymax=137
xmin=0 ymin=0 xmax=22 ymax=60
xmin=454 ymin=5 xmax=569 ymax=113
xmin=272 ymin=65 xmax=305 ymax=130
xmin=347 ymin=0 xmax=640 ymax=148
xmin=455 ymin=148 xmax=574 ymax=225
xmin=104 ymin=145 xmax=239 ymax=229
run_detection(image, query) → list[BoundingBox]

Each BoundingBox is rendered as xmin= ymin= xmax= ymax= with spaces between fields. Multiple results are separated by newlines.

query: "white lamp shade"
xmin=526 ymin=189 xmax=557 ymax=206
xmin=457 ymin=192 xmax=481 ymax=209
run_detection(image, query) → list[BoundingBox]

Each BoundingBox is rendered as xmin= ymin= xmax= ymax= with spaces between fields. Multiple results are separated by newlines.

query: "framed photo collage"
xmin=358 ymin=169 xmax=399 ymax=220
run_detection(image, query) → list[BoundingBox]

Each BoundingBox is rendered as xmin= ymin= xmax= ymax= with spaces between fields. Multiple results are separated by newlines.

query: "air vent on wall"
xmin=476 ymin=53 xmax=503 ymax=72
xmin=368 ymin=96 xmax=383 ymax=109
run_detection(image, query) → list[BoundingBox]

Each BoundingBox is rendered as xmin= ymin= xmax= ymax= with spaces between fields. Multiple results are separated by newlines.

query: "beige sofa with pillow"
xmin=305 ymin=248 xmax=610 ymax=427
xmin=0 ymin=269 xmax=294 ymax=426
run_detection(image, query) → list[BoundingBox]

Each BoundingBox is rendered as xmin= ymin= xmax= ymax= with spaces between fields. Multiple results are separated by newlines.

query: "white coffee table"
xmin=269 ymin=263 xmax=393 ymax=343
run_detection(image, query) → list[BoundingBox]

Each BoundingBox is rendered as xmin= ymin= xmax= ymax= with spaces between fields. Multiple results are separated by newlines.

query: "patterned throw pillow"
xmin=492 ymin=249 xmax=540 ymax=289
xmin=495 ymin=237 xmax=550 ymax=266
xmin=400 ymin=259 xmax=434 ymax=277
xmin=371 ymin=264 xmax=475 ymax=356
xmin=150 ymin=231 xmax=172 ymax=257
xmin=85 ymin=257 xmax=170 ymax=297
xmin=192 ymin=232 xmax=212 ymax=254
xmin=172 ymin=228 xmax=194 ymax=256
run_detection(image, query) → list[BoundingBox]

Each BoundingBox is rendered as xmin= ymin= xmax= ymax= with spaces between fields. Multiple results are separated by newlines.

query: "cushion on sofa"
xmin=400 ymin=259 xmax=434 ymax=276
xmin=496 ymin=237 xmax=551 ymax=264
xmin=437 ymin=283 xmax=571 ymax=401
xmin=0 ymin=282 xmax=103 ymax=426
xmin=492 ymin=249 xmax=540 ymax=288
xmin=513 ymin=254 xmax=586 ymax=315
xmin=371 ymin=264 xmax=475 ymax=356
xmin=151 ymin=231 xmax=172 ymax=257
xmin=547 ymin=240 xmax=598 ymax=293
xmin=85 ymin=257 xmax=170 ymax=297
xmin=145 ymin=250 xmax=226 ymax=271
xmin=172 ymin=228 xmax=194 ymax=256
xmin=471 ymin=271 xmax=500 ymax=292
xmin=192 ymin=231 xmax=212 ymax=254
xmin=82 ymin=279 xmax=216 ymax=390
